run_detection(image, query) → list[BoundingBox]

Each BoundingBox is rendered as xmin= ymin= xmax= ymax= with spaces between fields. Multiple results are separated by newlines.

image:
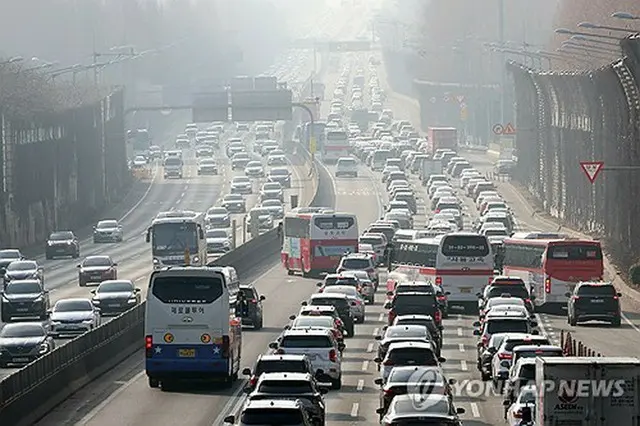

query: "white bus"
xmin=146 ymin=212 xmax=207 ymax=269
xmin=389 ymin=232 xmax=493 ymax=313
xmin=322 ymin=130 xmax=350 ymax=164
xmin=144 ymin=266 xmax=241 ymax=388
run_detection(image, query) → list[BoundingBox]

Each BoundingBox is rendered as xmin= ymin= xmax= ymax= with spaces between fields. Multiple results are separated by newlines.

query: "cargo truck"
xmin=535 ymin=356 xmax=640 ymax=426
xmin=427 ymin=127 xmax=457 ymax=155
xmin=420 ymin=158 xmax=444 ymax=184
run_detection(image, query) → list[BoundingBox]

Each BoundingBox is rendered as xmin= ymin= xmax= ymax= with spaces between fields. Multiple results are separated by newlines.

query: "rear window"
xmin=280 ymin=335 xmax=332 ymax=348
xmin=516 ymin=349 xmax=563 ymax=359
xmin=368 ymin=227 xmax=396 ymax=241
xmin=441 ymin=235 xmax=489 ymax=257
xmin=389 ymin=420 xmax=458 ymax=426
xmin=388 ymin=348 xmax=438 ymax=365
xmin=547 ymin=244 xmax=602 ymax=260
xmin=518 ymin=364 xmax=536 ymax=381
xmin=151 ymin=276 xmax=223 ymax=304
xmin=394 ymin=295 xmax=437 ymax=315
xmin=360 ymin=236 xmax=383 ymax=245
xmin=396 ymin=319 xmax=437 ymax=335
xmin=392 ymin=242 xmax=437 ymax=267
xmin=241 ymin=409 xmax=303 ymax=425
xmin=341 ymin=258 xmax=371 ymax=269
xmin=486 ymin=319 xmax=529 ymax=335
xmin=257 ymin=380 xmax=313 ymax=394
xmin=310 ymin=297 xmax=349 ymax=310
xmin=577 ymin=285 xmax=616 ymax=296
xmin=396 ymin=285 xmax=433 ymax=294
xmin=504 ymin=339 xmax=550 ymax=351
xmin=314 ymin=216 xmax=355 ymax=230
xmin=487 ymin=285 xmax=529 ymax=300
xmin=436 ymin=203 xmax=460 ymax=211
xmin=256 ymin=360 xmax=307 ymax=375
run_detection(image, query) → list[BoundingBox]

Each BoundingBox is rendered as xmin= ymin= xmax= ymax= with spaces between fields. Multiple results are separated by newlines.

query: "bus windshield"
xmin=152 ymin=222 xmax=198 ymax=255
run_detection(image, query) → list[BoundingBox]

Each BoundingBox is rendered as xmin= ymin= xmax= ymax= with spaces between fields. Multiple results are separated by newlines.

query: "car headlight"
xmin=153 ymin=258 xmax=160 ymax=265
xmin=92 ymin=299 xmax=100 ymax=304
xmin=83 ymin=319 xmax=94 ymax=324
xmin=47 ymin=241 xmax=54 ymax=246
xmin=192 ymin=256 xmax=200 ymax=264
xmin=34 ymin=296 xmax=43 ymax=303
xmin=127 ymin=298 xmax=137 ymax=304
xmin=38 ymin=343 xmax=50 ymax=354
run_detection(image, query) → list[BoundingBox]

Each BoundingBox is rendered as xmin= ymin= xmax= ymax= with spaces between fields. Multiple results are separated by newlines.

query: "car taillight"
xmin=525 ymin=298 xmax=531 ymax=304
xmin=434 ymin=310 xmax=442 ymax=323
xmin=545 ymin=277 xmax=551 ymax=293
xmin=336 ymin=318 xmax=344 ymax=327
xmin=435 ymin=209 xmax=440 ymax=213
xmin=481 ymin=335 xmax=489 ymax=346
xmin=145 ymin=335 xmax=153 ymax=357
xmin=435 ymin=276 xmax=442 ymax=286
xmin=250 ymin=299 xmax=257 ymax=303
xmin=513 ymin=409 xmax=522 ymax=418
xmin=383 ymin=389 xmax=396 ymax=396
xmin=276 ymin=348 xmax=285 ymax=354
xmin=388 ymin=310 xmax=396 ymax=324
xmin=329 ymin=349 xmax=337 ymax=362
xmin=613 ymin=295 xmax=619 ymax=300
xmin=498 ymin=353 xmax=512 ymax=360
xmin=249 ymin=376 xmax=258 ymax=387
xmin=437 ymin=295 xmax=446 ymax=301
xmin=383 ymin=359 xmax=394 ymax=366
xmin=222 ymin=335 xmax=230 ymax=358
xmin=572 ymin=296 xmax=580 ymax=301
xmin=488 ymin=276 xmax=493 ymax=285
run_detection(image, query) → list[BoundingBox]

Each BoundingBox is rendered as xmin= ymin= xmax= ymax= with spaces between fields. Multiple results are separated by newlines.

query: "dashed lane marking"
xmin=350 ymin=403 xmax=359 ymax=418
xmin=357 ymin=379 xmax=364 ymax=391
xmin=367 ymin=343 xmax=374 ymax=353
xmin=361 ymin=360 xmax=369 ymax=371
xmin=471 ymin=402 xmax=480 ymax=417
xmin=461 ymin=360 xmax=468 ymax=371
xmin=457 ymin=327 xmax=463 ymax=337
xmin=458 ymin=343 xmax=465 ymax=352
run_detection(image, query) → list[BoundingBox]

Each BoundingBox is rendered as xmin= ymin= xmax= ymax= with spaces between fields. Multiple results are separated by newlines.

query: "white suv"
xmin=337 ymin=253 xmax=378 ymax=284
xmin=335 ymin=157 xmax=358 ymax=178
xmin=269 ymin=328 xmax=343 ymax=389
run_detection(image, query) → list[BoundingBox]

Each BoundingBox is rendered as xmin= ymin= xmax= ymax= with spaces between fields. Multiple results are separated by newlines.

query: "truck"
xmin=535 ymin=356 xmax=640 ymax=426
xmin=301 ymin=121 xmax=326 ymax=153
xmin=322 ymin=129 xmax=350 ymax=164
xmin=427 ymin=127 xmax=457 ymax=155
xmin=420 ymin=158 xmax=444 ymax=183
xmin=254 ymin=76 xmax=277 ymax=90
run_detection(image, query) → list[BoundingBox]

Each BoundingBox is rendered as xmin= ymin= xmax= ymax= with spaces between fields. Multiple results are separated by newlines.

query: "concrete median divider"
xmin=0 ymin=146 xmax=333 ymax=426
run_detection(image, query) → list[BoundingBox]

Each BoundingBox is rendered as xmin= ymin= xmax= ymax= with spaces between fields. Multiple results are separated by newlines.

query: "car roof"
xmin=394 ymin=314 xmax=435 ymax=321
xmin=258 ymin=354 xmax=308 ymax=362
xmin=300 ymin=305 xmax=335 ymax=312
xmin=485 ymin=310 xmax=528 ymax=319
xmin=310 ymin=293 xmax=348 ymax=300
xmin=385 ymin=325 xmax=429 ymax=334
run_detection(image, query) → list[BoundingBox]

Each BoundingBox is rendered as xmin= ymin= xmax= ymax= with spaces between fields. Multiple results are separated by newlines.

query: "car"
xmin=374 ymin=324 xmax=433 ymax=361
xmin=378 ymin=394 xmax=465 ymax=426
xmin=489 ymin=334 xmax=550 ymax=384
xmin=231 ymin=152 xmax=251 ymax=170
xmin=293 ymin=305 xmax=347 ymax=338
xmin=479 ymin=296 xmax=528 ymax=319
xmin=205 ymin=206 xmax=231 ymax=228
xmin=285 ymin=315 xmax=345 ymax=345
xmin=504 ymin=358 xmax=537 ymax=410
xmin=260 ymin=199 xmax=285 ymax=220
xmin=260 ymin=182 xmax=285 ymax=202
xmin=374 ymin=341 xmax=445 ymax=383
xmin=197 ymin=158 xmax=218 ymax=175
xmin=505 ymin=385 xmax=537 ymax=426
xmin=0 ymin=322 xmax=55 ymax=367
xmin=245 ymin=160 xmax=265 ymax=178
xmin=4 ymin=260 xmax=44 ymax=283
xmin=242 ymin=354 xmax=317 ymax=393
xmin=1 ymin=279 xmax=50 ymax=322
xmin=221 ymin=193 xmax=247 ymax=213
xmin=206 ymin=229 xmax=232 ymax=254
xmin=231 ymin=176 xmax=253 ymax=194
xmin=567 ymin=281 xmax=622 ymax=326
xmin=340 ymin=270 xmax=376 ymax=302
xmin=267 ymin=167 xmax=292 ymax=188
xmin=335 ymin=157 xmax=358 ymax=177
xmin=224 ymin=399 xmax=315 ymax=426
xmin=267 ymin=154 xmax=287 ymax=166
xmin=305 ymin=293 xmax=355 ymax=338
xmin=244 ymin=372 xmax=328 ymax=425
xmin=374 ymin=366 xmax=455 ymax=419
xmin=195 ymin=146 xmax=214 ymax=158
xmin=238 ymin=284 xmax=266 ymax=329
xmin=337 ymin=252 xmax=377 ymax=283
xmin=246 ymin=208 xmax=274 ymax=233
xmin=236 ymin=123 xmax=250 ymax=132
xmin=77 ymin=255 xmax=118 ymax=287
xmin=479 ymin=276 xmax=533 ymax=312
xmin=269 ymin=329 xmax=343 ymax=389
xmin=227 ymin=141 xmax=245 ymax=158
xmin=391 ymin=314 xmax=443 ymax=356
xmin=93 ymin=219 xmax=123 ymax=243
xmin=473 ymin=310 xmax=539 ymax=354
xmin=90 ymin=279 xmax=141 ymax=315
xmin=48 ymin=298 xmax=101 ymax=337
xmin=45 ymin=230 xmax=80 ymax=259
xmin=0 ymin=249 xmax=25 ymax=271
xmin=477 ymin=332 xmax=510 ymax=382
xmin=384 ymin=291 xmax=443 ymax=329
xmin=322 ymin=285 xmax=365 ymax=323
xmin=511 ymin=344 xmax=563 ymax=368
xmin=132 ymin=155 xmax=147 ymax=167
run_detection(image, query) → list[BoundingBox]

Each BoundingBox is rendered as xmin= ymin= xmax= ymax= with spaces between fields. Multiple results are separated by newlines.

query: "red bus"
xmin=502 ymin=233 xmax=603 ymax=313
xmin=281 ymin=211 xmax=359 ymax=277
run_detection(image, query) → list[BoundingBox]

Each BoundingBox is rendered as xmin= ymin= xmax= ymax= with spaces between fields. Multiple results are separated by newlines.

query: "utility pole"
xmin=498 ymin=0 xmax=505 ymax=125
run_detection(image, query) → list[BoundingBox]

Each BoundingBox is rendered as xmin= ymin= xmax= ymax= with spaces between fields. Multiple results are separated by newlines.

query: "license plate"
xmin=108 ymin=304 xmax=120 ymax=308
xmin=591 ymin=299 xmax=604 ymax=303
xmin=12 ymin=357 xmax=29 ymax=363
xmin=178 ymin=348 xmax=196 ymax=357
xmin=16 ymin=308 xmax=28 ymax=312
xmin=305 ymin=353 xmax=317 ymax=360
xmin=460 ymin=287 xmax=472 ymax=293
xmin=63 ymin=325 xmax=80 ymax=329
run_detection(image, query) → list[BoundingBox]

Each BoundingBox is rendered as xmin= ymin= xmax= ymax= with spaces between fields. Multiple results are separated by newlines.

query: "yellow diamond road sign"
xmin=309 ymin=137 xmax=317 ymax=154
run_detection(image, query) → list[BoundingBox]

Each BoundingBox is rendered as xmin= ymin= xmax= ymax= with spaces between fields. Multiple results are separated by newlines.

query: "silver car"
xmin=260 ymin=199 xmax=285 ymax=220
xmin=49 ymin=298 xmax=101 ymax=337
xmin=323 ymin=285 xmax=365 ymax=323
xmin=93 ymin=219 xmax=123 ymax=243
xmin=341 ymin=270 xmax=376 ymax=302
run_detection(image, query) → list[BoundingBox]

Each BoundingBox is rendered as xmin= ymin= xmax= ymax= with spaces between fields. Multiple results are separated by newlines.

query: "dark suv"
xmin=238 ymin=285 xmax=266 ymax=330
xmin=384 ymin=291 xmax=442 ymax=328
xmin=479 ymin=276 xmax=534 ymax=313
xmin=1 ymin=279 xmax=50 ymax=322
xmin=567 ymin=281 xmax=621 ymax=327
xmin=45 ymin=231 xmax=80 ymax=259
xmin=305 ymin=294 xmax=355 ymax=338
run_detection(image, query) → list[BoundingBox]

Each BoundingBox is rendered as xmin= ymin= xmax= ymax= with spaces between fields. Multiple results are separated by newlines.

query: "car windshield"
xmin=280 ymin=335 xmax=333 ymax=348
xmin=262 ymin=200 xmax=282 ymax=207
xmin=310 ymin=297 xmax=349 ymax=310
xmin=7 ymin=261 xmax=36 ymax=271
xmin=206 ymin=230 xmax=228 ymax=238
xmin=240 ymin=409 xmax=303 ymax=425
xmin=50 ymin=231 xmax=73 ymax=240
xmin=341 ymin=258 xmax=370 ymax=269
xmin=263 ymin=183 xmax=281 ymax=190
xmin=257 ymin=380 xmax=313 ymax=394
xmin=98 ymin=281 xmax=133 ymax=293
xmin=394 ymin=295 xmax=437 ymax=315
xmin=247 ymin=161 xmax=262 ymax=168
xmin=234 ymin=177 xmax=250 ymax=183
xmin=5 ymin=281 xmax=41 ymax=294
xmin=0 ymin=324 xmax=45 ymax=338
xmin=396 ymin=285 xmax=433 ymax=294
xmin=503 ymin=338 xmax=549 ymax=351
xmin=200 ymin=158 xmax=215 ymax=164
xmin=487 ymin=299 xmax=524 ymax=309
xmin=225 ymin=195 xmax=242 ymax=201
xmin=208 ymin=208 xmax=227 ymax=215
xmin=388 ymin=348 xmax=437 ymax=365
xmin=486 ymin=320 xmax=529 ymax=334
xmin=485 ymin=229 xmax=509 ymax=237
xmin=359 ymin=236 xmax=383 ymax=245
xmin=97 ymin=220 xmax=118 ymax=229
xmin=487 ymin=285 xmax=529 ymax=299
xmin=577 ymin=285 xmax=616 ymax=296
xmin=388 ymin=367 xmax=444 ymax=383
xmin=324 ymin=286 xmax=358 ymax=297
xmin=82 ymin=257 xmax=111 ymax=267
xmin=54 ymin=300 xmax=92 ymax=312
xmin=517 ymin=349 xmax=562 ymax=359
xmin=0 ymin=250 xmax=20 ymax=259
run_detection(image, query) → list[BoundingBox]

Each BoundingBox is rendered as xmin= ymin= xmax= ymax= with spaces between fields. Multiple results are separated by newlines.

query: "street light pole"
xmin=498 ymin=0 xmax=505 ymax=125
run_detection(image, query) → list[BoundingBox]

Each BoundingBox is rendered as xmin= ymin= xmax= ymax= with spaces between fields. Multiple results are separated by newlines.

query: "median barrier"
xmin=0 ymin=144 xmax=331 ymax=426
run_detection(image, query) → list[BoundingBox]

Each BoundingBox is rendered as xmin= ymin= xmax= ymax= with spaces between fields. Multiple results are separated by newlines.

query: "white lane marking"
xmin=350 ymin=402 xmax=359 ymax=418
xmin=471 ymin=402 xmax=480 ymax=417
xmin=373 ymin=327 xmax=380 ymax=337
xmin=534 ymin=313 xmax=553 ymax=343
xmin=457 ymin=327 xmax=463 ymax=337
xmin=622 ymin=313 xmax=640 ymax=334
xmin=378 ymin=312 xmax=384 ymax=322
xmin=361 ymin=360 xmax=369 ymax=371
xmin=119 ymin=166 xmax=158 ymax=222
xmin=461 ymin=360 xmax=468 ymax=371
xmin=134 ymin=276 xmax=146 ymax=282
xmin=458 ymin=343 xmax=465 ymax=352
xmin=367 ymin=342 xmax=374 ymax=353
xmin=357 ymin=379 xmax=364 ymax=391
xmin=75 ymin=371 xmax=145 ymax=425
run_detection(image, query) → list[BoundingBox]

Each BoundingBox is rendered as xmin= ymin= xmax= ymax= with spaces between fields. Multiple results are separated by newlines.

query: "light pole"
xmin=24 ymin=61 xmax=58 ymax=72
xmin=555 ymin=28 xmax=622 ymax=41
xmin=47 ymin=64 xmax=84 ymax=83
xmin=0 ymin=56 xmax=23 ymax=66
xmin=557 ymin=47 xmax=613 ymax=62
xmin=570 ymin=35 xmax=620 ymax=47
xmin=577 ymin=21 xmax=639 ymax=33
xmin=498 ymin=0 xmax=505 ymax=125
xmin=611 ymin=12 xmax=640 ymax=21
xmin=561 ymin=41 xmax=620 ymax=56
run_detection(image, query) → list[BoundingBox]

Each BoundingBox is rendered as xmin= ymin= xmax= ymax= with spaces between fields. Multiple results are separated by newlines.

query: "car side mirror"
xmin=456 ymin=407 xmax=466 ymax=414
xmin=373 ymin=357 xmax=382 ymax=363
xmin=243 ymin=386 xmax=252 ymax=394
xmin=268 ymin=342 xmax=278 ymax=349
xmin=350 ymin=301 xmax=357 ymax=306
xmin=386 ymin=290 xmax=394 ymax=296
xmin=617 ymin=292 xmax=622 ymax=297
xmin=376 ymin=408 xmax=385 ymax=415
xmin=260 ymin=295 xmax=266 ymax=301
xmin=438 ymin=357 xmax=446 ymax=363
xmin=135 ymin=288 xmax=141 ymax=293
xmin=530 ymin=294 xmax=536 ymax=300
xmin=444 ymin=291 xmax=451 ymax=296
xmin=90 ymin=289 xmax=96 ymax=294
xmin=564 ymin=292 xmax=571 ymax=298
xmin=472 ymin=321 xmax=481 ymax=327
xmin=532 ymin=330 xmax=540 ymax=335
xmin=301 ymin=301 xmax=308 ymax=306
xmin=383 ymin=301 xmax=392 ymax=309
xmin=374 ymin=335 xmax=382 ymax=340
xmin=338 ymin=343 xmax=346 ymax=351
xmin=374 ymin=378 xmax=383 ymax=385
xmin=113 ymin=263 xmax=118 ymax=266
xmin=503 ymin=400 xmax=511 ymax=407
xmin=223 ymin=415 xmax=235 ymax=424
xmin=473 ymin=329 xmax=481 ymax=336
xmin=284 ymin=325 xmax=291 ymax=330
xmin=289 ymin=315 xmax=296 ymax=320
xmin=448 ymin=378 xmax=456 ymax=385
xmin=76 ymin=265 xmax=81 ymax=268
xmin=319 ymin=387 xmax=329 ymax=395
xmin=530 ymin=321 xmax=538 ymax=327
xmin=242 ymin=368 xmax=251 ymax=376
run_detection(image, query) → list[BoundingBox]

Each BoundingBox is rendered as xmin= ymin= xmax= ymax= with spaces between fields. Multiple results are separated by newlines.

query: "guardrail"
xmin=0 ymin=145 xmax=332 ymax=426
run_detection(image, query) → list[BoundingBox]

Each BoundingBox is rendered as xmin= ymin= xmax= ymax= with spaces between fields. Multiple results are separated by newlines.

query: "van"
xmin=163 ymin=156 xmax=183 ymax=179
xmin=335 ymin=157 xmax=358 ymax=178
xmin=371 ymin=149 xmax=391 ymax=171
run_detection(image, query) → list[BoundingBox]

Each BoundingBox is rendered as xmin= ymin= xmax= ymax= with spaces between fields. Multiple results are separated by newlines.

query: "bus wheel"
xmin=148 ymin=377 xmax=159 ymax=388
xmin=287 ymin=269 xmax=295 ymax=276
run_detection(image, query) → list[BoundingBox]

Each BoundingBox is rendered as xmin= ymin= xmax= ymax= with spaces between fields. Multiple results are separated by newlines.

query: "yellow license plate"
xmin=460 ymin=287 xmax=472 ymax=293
xmin=178 ymin=348 xmax=195 ymax=357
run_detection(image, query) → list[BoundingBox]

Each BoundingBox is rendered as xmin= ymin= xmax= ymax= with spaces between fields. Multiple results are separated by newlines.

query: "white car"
xmin=323 ymin=285 xmax=365 ymax=323
xmin=335 ymin=157 xmax=358 ymax=178
xmin=230 ymin=176 xmax=252 ymax=194
xmin=374 ymin=341 xmax=444 ymax=383
xmin=132 ymin=155 xmax=147 ymax=167
xmin=260 ymin=199 xmax=285 ymax=220
xmin=205 ymin=229 xmax=232 ymax=254
xmin=49 ymin=298 xmax=101 ymax=337
xmin=205 ymin=207 xmax=231 ymax=228
xmin=197 ymin=158 xmax=218 ymax=175
xmin=260 ymin=182 xmax=284 ymax=202
xmin=267 ymin=154 xmax=287 ymax=166
xmin=244 ymin=161 xmax=265 ymax=178
xmin=506 ymin=384 xmax=536 ymax=426
xmin=93 ymin=219 xmax=123 ymax=243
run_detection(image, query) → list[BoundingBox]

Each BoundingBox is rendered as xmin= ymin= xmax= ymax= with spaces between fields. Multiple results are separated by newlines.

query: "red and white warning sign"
xmin=580 ymin=161 xmax=604 ymax=184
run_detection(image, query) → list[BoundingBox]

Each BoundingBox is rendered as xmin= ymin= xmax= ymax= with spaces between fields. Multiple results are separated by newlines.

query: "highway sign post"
xmin=192 ymin=92 xmax=229 ymax=122
xmin=231 ymin=89 xmax=293 ymax=121
xmin=580 ymin=161 xmax=604 ymax=184
xmin=492 ymin=122 xmax=517 ymax=136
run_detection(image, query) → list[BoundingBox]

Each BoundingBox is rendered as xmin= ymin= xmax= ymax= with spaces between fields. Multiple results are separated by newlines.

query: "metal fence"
xmin=509 ymin=35 xmax=640 ymax=268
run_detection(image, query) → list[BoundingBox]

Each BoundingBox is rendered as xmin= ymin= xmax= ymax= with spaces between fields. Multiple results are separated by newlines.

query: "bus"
xmin=281 ymin=212 xmax=359 ymax=277
xmin=144 ymin=266 xmax=241 ymax=388
xmin=322 ymin=129 xmax=350 ymax=164
xmin=388 ymin=232 xmax=494 ymax=313
xmin=502 ymin=235 xmax=604 ymax=313
xmin=146 ymin=212 xmax=207 ymax=269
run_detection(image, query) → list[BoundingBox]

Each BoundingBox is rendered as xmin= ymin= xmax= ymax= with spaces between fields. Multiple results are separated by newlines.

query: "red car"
xmin=78 ymin=255 xmax=118 ymax=287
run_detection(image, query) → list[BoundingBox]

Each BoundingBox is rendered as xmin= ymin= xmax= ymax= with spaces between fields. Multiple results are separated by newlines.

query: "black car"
xmin=0 ymin=322 xmax=54 ymax=367
xmin=567 ymin=281 xmax=621 ymax=327
xmin=0 ymin=249 xmax=25 ymax=272
xmin=1 ymin=279 xmax=50 ymax=322
xmin=238 ymin=285 xmax=266 ymax=329
xmin=45 ymin=231 xmax=80 ymax=259
xmin=305 ymin=294 xmax=355 ymax=338
xmin=244 ymin=372 xmax=328 ymax=426
xmin=91 ymin=279 xmax=141 ymax=315
xmin=242 ymin=354 xmax=317 ymax=393
xmin=384 ymin=291 xmax=442 ymax=328
xmin=479 ymin=276 xmax=534 ymax=313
